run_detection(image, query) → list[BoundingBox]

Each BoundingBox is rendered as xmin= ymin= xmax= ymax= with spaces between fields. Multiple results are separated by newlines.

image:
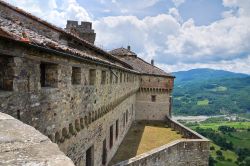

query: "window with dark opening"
xmin=123 ymin=113 xmax=125 ymax=127
xmin=126 ymin=110 xmax=128 ymax=123
xmin=102 ymin=139 xmax=107 ymax=165
xmin=40 ymin=62 xmax=58 ymax=88
xmin=115 ymin=120 xmax=119 ymax=139
xmin=151 ymin=95 xmax=156 ymax=102
xmin=115 ymin=72 xmax=118 ymax=84
xmin=120 ymin=73 xmax=122 ymax=83
xmin=17 ymin=110 xmax=21 ymax=120
xmin=86 ymin=146 xmax=94 ymax=166
xmin=0 ymin=56 xmax=13 ymax=91
xmin=89 ymin=69 xmax=96 ymax=85
xmin=110 ymin=71 xmax=113 ymax=84
xmin=109 ymin=125 xmax=113 ymax=149
xmin=72 ymin=67 xmax=81 ymax=85
xmin=101 ymin=70 xmax=106 ymax=85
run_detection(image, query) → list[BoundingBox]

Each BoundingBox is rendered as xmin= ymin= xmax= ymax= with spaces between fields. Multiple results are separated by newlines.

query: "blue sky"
xmin=4 ymin=0 xmax=250 ymax=74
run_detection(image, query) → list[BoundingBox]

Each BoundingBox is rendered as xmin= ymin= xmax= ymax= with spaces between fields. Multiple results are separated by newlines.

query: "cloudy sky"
xmin=4 ymin=0 xmax=250 ymax=74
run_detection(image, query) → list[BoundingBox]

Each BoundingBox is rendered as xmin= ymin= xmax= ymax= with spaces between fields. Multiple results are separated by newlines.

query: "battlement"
xmin=66 ymin=20 xmax=96 ymax=44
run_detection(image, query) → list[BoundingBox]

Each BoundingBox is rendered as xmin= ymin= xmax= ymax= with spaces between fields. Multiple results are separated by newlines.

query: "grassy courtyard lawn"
xmin=109 ymin=121 xmax=183 ymax=165
xmin=197 ymin=99 xmax=209 ymax=106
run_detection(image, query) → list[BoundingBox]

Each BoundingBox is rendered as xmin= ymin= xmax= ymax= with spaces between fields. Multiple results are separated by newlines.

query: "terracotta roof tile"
xmin=0 ymin=16 xmax=137 ymax=73
xmin=0 ymin=0 xmax=132 ymax=69
xmin=109 ymin=47 xmax=137 ymax=57
xmin=110 ymin=48 xmax=173 ymax=77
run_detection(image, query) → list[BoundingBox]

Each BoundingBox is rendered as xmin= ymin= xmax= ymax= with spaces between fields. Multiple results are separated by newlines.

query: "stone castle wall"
xmin=135 ymin=75 xmax=173 ymax=121
xmin=0 ymin=112 xmax=74 ymax=166
xmin=0 ymin=2 xmax=209 ymax=166
xmin=114 ymin=140 xmax=210 ymax=166
xmin=0 ymin=38 xmax=140 ymax=165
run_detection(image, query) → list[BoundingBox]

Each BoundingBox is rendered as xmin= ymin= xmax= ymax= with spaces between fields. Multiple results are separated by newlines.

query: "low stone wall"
xmin=113 ymin=118 xmax=210 ymax=166
xmin=0 ymin=112 xmax=74 ymax=166
xmin=165 ymin=116 xmax=206 ymax=139
xmin=113 ymin=139 xmax=209 ymax=166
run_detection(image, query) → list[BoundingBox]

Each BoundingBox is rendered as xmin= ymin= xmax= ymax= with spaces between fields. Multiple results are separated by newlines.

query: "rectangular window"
xmin=101 ymin=70 xmax=106 ymax=85
xmin=123 ymin=113 xmax=126 ymax=127
xmin=115 ymin=120 xmax=119 ymax=139
xmin=126 ymin=110 xmax=128 ymax=123
xmin=72 ymin=67 xmax=81 ymax=85
xmin=89 ymin=69 xmax=96 ymax=85
xmin=120 ymin=73 xmax=122 ymax=83
xmin=110 ymin=71 xmax=113 ymax=84
xmin=110 ymin=125 xmax=113 ymax=149
xmin=102 ymin=139 xmax=107 ymax=165
xmin=115 ymin=72 xmax=118 ymax=84
xmin=40 ymin=62 xmax=58 ymax=88
xmin=151 ymin=95 xmax=156 ymax=102
xmin=86 ymin=146 xmax=94 ymax=166
xmin=0 ymin=56 xmax=13 ymax=91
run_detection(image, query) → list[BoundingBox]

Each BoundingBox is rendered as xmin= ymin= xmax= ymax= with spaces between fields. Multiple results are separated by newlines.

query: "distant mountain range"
xmin=173 ymin=68 xmax=248 ymax=85
xmin=172 ymin=68 xmax=250 ymax=116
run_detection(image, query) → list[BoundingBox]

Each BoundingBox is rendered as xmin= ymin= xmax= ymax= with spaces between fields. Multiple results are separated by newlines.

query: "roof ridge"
xmin=0 ymin=0 xmax=132 ymax=69
xmin=136 ymin=56 xmax=168 ymax=74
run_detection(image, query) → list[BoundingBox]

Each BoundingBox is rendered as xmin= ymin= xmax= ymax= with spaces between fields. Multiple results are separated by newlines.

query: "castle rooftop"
xmin=110 ymin=47 xmax=174 ymax=77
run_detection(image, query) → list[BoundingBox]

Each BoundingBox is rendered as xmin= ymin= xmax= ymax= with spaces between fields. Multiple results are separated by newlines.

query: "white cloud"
xmin=4 ymin=0 xmax=91 ymax=27
xmin=94 ymin=14 xmax=180 ymax=61
xmin=94 ymin=3 xmax=250 ymax=74
xmin=223 ymin=0 xmax=250 ymax=16
xmin=172 ymin=0 xmax=185 ymax=7
xmin=156 ymin=55 xmax=250 ymax=74
xmin=168 ymin=8 xmax=182 ymax=22
xmin=3 ymin=0 xmax=250 ymax=74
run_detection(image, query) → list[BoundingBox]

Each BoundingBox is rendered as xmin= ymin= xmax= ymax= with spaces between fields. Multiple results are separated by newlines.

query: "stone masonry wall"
xmin=135 ymin=75 xmax=173 ymax=121
xmin=114 ymin=140 xmax=210 ymax=166
xmin=0 ymin=39 xmax=139 ymax=165
xmin=0 ymin=112 xmax=74 ymax=166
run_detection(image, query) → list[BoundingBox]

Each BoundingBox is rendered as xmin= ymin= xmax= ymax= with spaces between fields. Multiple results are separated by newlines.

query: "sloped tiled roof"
xmin=109 ymin=47 xmax=137 ymax=57
xmin=0 ymin=16 xmax=137 ymax=73
xmin=0 ymin=0 xmax=132 ymax=69
xmin=110 ymin=48 xmax=174 ymax=77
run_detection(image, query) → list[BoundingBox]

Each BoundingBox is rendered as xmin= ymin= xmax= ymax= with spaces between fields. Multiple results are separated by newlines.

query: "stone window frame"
xmin=101 ymin=70 xmax=106 ymax=85
xmin=115 ymin=119 xmax=119 ymax=139
xmin=109 ymin=125 xmax=114 ymax=149
xmin=86 ymin=145 xmax=94 ymax=166
xmin=0 ymin=55 xmax=14 ymax=91
xmin=151 ymin=95 xmax=156 ymax=102
xmin=110 ymin=71 xmax=113 ymax=84
xmin=40 ymin=62 xmax=59 ymax=88
xmin=115 ymin=72 xmax=118 ymax=84
xmin=89 ymin=69 xmax=96 ymax=86
xmin=120 ymin=72 xmax=122 ymax=83
xmin=71 ymin=66 xmax=81 ymax=85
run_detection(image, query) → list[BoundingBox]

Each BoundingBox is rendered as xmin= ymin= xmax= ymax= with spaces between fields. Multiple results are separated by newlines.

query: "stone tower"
xmin=66 ymin=20 xmax=96 ymax=44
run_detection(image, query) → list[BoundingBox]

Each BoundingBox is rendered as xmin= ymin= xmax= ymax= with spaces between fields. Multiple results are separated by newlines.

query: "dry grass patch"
xmin=109 ymin=121 xmax=183 ymax=165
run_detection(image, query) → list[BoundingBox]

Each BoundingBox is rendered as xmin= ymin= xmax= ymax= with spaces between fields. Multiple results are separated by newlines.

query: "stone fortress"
xmin=0 ymin=1 xmax=209 ymax=166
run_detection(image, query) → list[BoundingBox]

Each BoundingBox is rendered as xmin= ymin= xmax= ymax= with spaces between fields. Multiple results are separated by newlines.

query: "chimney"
xmin=127 ymin=45 xmax=131 ymax=51
xmin=151 ymin=59 xmax=154 ymax=66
